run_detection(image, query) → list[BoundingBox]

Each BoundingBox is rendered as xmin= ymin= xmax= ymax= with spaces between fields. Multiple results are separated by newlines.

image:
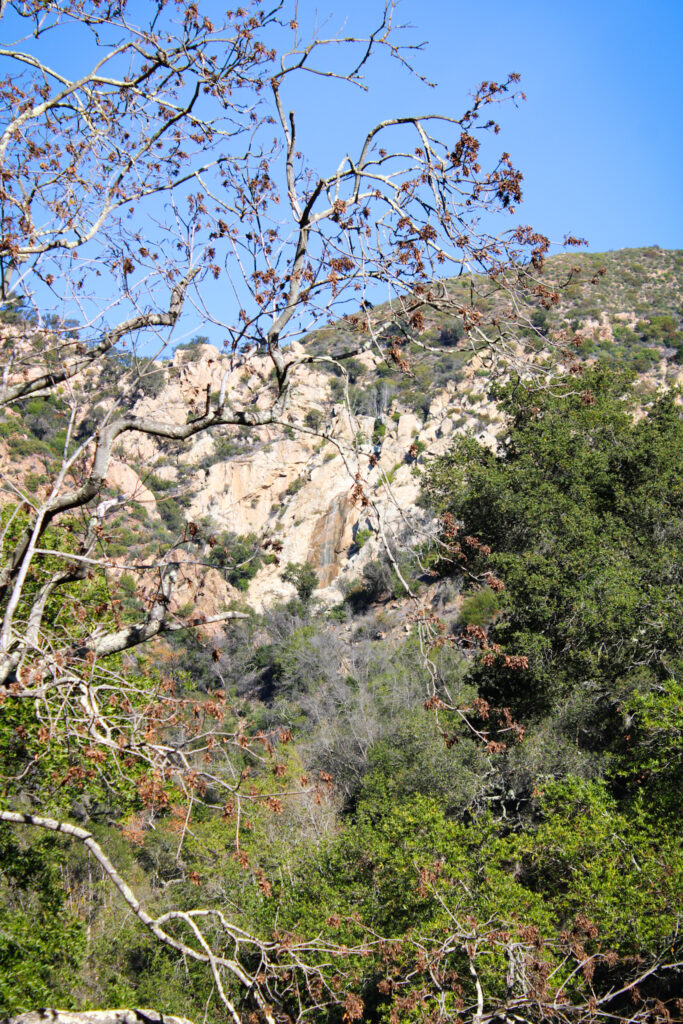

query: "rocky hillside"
xmin=2 ymin=247 xmax=682 ymax=616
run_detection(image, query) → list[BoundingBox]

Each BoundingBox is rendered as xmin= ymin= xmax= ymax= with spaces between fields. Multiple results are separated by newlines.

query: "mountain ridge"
xmin=2 ymin=246 xmax=682 ymax=617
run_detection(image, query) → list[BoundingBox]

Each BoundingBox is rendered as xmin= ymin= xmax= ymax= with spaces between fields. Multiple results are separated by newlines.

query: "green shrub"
xmin=459 ymin=586 xmax=501 ymax=626
xmin=145 ymin=473 xmax=176 ymax=492
xmin=372 ymin=419 xmax=386 ymax=444
xmin=304 ymin=409 xmax=323 ymax=431
xmin=8 ymin=434 xmax=48 ymax=457
xmin=207 ymin=531 xmax=264 ymax=591
xmin=23 ymin=472 xmax=47 ymax=493
xmin=352 ymin=527 xmax=372 ymax=550
xmin=157 ymin=498 xmax=185 ymax=534
xmin=285 ymin=475 xmax=305 ymax=497
xmin=0 ymin=832 xmax=85 ymax=1015
xmin=281 ymin=562 xmax=319 ymax=604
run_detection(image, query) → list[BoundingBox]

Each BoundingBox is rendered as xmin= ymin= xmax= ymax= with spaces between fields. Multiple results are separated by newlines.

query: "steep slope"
xmin=2 ymin=248 xmax=682 ymax=615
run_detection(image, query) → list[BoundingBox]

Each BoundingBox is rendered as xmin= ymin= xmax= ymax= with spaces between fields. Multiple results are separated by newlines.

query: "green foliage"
xmin=615 ymin=679 xmax=683 ymax=821
xmin=279 ymin=778 xmax=683 ymax=1019
xmin=4 ymin=253 xmax=683 ymax=1022
xmin=328 ymin=376 xmax=345 ymax=403
xmin=459 ymin=585 xmax=501 ymax=626
xmin=23 ymin=471 xmax=48 ymax=492
xmin=342 ymin=558 xmax=395 ymax=609
xmin=202 ymin=432 xmax=246 ymax=464
xmin=157 ymin=496 xmax=186 ymax=533
xmin=629 ymin=345 xmax=659 ymax=372
xmin=207 ymin=531 xmax=265 ymax=591
xmin=250 ymin=624 xmax=326 ymax=697
xmin=285 ymin=474 xmax=305 ymax=497
xmin=174 ymin=334 xmax=209 ymax=360
xmin=357 ymin=710 xmax=483 ymax=816
xmin=281 ymin=561 xmax=319 ymax=604
xmin=144 ymin=472 xmax=176 ymax=492
xmin=11 ymin=393 xmax=70 ymax=458
xmin=423 ymin=367 xmax=683 ymax=815
xmin=503 ymin=778 xmax=683 ymax=956
xmin=304 ymin=408 xmax=323 ymax=431
xmin=135 ymin=365 xmax=166 ymax=398
xmin=438 ymin=321 xmax=465 ymax=346
xmin=0 ymin=296 xmax=35 ymax=325
xmin=352 ymin=526 xmax=372 ymax=550
xmin=372 ymin=418 xmax=386 ymax=444
xmin=637 ymin=313 xmax=682 ymax=348
xmin=0 ymin=831 xmax=85 ymax=1015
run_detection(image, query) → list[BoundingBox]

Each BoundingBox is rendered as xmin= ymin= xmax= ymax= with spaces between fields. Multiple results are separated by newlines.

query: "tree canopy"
xmin=422 ymin=367 xmax=683 ymax=819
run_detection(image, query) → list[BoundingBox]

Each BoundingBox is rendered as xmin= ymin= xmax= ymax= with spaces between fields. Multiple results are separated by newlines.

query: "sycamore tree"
xmin=0 ymin=1 xmax=582 ymax=1020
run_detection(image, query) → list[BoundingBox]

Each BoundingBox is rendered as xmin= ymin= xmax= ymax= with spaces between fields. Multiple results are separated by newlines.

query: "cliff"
xmin=2 ymin=247 xmax=682 ymax=616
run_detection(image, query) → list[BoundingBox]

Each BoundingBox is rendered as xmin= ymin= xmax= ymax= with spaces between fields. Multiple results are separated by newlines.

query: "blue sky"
xmin=2 ymin=0 xmax=680 ymax=346
xmin=277 ymin=0 xmax=683 ymax=253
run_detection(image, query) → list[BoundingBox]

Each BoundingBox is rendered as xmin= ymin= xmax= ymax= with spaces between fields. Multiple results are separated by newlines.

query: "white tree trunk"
xmin=4 ymin=1011 xmax=195 ymax=1024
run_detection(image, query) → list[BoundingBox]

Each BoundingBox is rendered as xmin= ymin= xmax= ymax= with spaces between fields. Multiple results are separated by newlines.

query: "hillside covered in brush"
xmin=1 ymin=247 xmax=682 ymax=1023
xmin=1 ymin=247 xmax=681 ymax=615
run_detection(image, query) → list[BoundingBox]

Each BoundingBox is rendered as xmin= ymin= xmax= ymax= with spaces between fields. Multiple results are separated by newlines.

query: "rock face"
xmin=101 ymin=325 xmax=681 ymax=614
xmin=111 ymin=339 xmax=516 ymax=611
xmin=5 ymin=252 xmax=680 ymax=618
xmin=307 ymin=493 xmax=356 ymax=586
xmin=105 ymin=459 xmax=160 ymax=520
xmin=101 ymin=340 xmax=496 ymax=610
xmin=189 ymin=437 xmax=313 ymax=535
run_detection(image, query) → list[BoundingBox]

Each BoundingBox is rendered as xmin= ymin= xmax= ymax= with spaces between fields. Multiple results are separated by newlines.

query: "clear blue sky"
xmin=276 ymin=0 xmax=683 ymax=254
